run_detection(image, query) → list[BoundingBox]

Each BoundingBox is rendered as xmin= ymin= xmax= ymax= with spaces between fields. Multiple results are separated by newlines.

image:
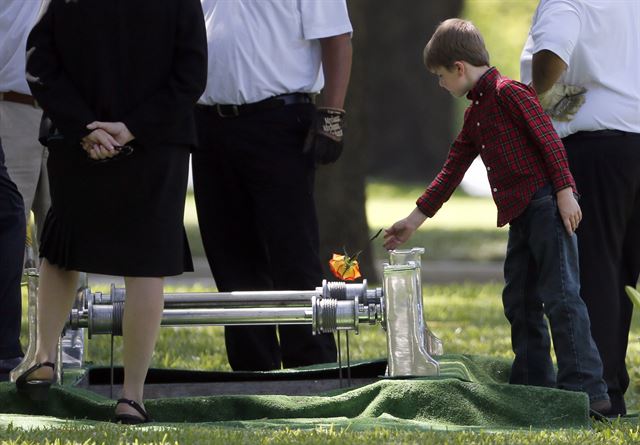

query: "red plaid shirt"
xmin=416 ymin=67 xmax=576 ymax=227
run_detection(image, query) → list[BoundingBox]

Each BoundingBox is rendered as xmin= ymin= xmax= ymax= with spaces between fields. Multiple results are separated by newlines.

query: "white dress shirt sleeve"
xmin=298 ymin=0 xmax=352 ymax=40
xmin=529 ymin=0 xmax=581 ymax=67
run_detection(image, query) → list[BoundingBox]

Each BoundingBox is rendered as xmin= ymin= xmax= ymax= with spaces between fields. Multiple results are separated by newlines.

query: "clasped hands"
xmin=81 ymin=121 xmax=134 ymax=161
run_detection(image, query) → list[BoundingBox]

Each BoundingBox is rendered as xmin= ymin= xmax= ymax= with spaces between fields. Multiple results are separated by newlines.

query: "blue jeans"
xmin=502 ymin=187 xmax=609 ymax=402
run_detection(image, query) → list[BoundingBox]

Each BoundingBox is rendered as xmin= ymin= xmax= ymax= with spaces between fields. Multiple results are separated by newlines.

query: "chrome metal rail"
xmin=68 ymin=280 xmax=384 ymax=337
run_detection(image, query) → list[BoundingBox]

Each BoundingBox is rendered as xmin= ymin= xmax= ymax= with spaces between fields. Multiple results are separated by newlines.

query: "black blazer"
xmin=26 ymin=0 xmax=207 ymax=149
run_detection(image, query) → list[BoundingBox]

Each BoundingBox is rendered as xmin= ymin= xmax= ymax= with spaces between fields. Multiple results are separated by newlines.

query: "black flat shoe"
xmin=114 ymin=398 xmax=152 ymax=425
xmin=15 ymin=362 xmax=55 ymax=401
xmin=590 ymin=398 xmax=613 ymax=422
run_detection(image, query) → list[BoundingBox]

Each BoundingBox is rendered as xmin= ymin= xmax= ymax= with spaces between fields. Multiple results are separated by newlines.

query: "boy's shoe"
xmin=589 ymin=399 xmax=613 ymax=421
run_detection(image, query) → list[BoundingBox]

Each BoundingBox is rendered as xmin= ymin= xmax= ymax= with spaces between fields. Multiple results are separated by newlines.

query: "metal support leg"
xmin=337 ymin=331 xmax=343 ymax=388
xmin=346 ymin=331 xmax=351 ymax=387
xmin=110 ymin=334 xmax=115 ymax=399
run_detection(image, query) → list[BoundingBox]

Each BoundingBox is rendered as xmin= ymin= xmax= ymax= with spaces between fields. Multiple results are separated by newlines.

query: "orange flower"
xmin=328 ymin=229 xmax=382 ymax=281
xmin=329 ymin=253 xmax=362 ymax=281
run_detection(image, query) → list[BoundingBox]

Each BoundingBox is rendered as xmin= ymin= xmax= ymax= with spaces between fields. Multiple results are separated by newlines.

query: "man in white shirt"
xmin=521 ymin=0 xmax=640 ymax=417
xmin=0 ymin=0 xmax=49 ymax=378
xmin=193 ymin=0 xmax=352 ymax=370
xmin=0 ymin=1 xmax=50 ymax=234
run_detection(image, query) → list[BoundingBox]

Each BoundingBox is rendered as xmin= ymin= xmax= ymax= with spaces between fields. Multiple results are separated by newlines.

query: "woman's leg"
xmin=30 ymin=259 xmax=79 ymax=380
xmin=115 ymin=276 xmax=164 ymax=419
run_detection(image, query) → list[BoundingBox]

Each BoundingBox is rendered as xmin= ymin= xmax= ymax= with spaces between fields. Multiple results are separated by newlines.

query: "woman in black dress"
xmin=16 ymin=0 xmax=207 ymax=423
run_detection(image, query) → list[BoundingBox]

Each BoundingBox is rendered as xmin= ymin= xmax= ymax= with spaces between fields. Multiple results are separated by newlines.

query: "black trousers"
xmin=192 ymin=103 xmax=337 ymax=371
xmin=564 ymin=130 xmax=640 ymax=416
xmin=0 ymin=139 xmax=26 ymax=359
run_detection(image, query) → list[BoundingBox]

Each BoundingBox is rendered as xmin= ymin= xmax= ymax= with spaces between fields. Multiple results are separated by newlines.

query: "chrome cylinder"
xmin=70 ymin=281 xmax=384 ymax=338
xmin=163 ymin=291 xmax=316 ymax=308
xmin=84 ymin=281 xmax=379 ymax=308
xmin=160 ymin=307 xmax=314 ymax=326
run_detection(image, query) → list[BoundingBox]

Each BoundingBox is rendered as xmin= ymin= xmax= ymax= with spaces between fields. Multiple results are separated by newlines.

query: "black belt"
xmin=198 ymin=93 xmax=313 ymax=118
xmin=0 ymin=91 xmax=38 ymax=107
xmin=563 ymin=129 xmax=638 ymax=141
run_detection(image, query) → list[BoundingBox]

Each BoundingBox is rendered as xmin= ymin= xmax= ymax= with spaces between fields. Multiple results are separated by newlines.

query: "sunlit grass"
xmin=366 ymin=183 xmax=498 ymax=231
xmin=11 ymin=281 xmax=640 ymax=444
xmin=3 ymin=422 xmax=640 ymax=445
xmin=185 ymin=182 xmax=500 ymax=230
xmin=186 ymin=182 xmax=507 ymax=262
xmin=365 ymin=182 xmax=507 ymax=262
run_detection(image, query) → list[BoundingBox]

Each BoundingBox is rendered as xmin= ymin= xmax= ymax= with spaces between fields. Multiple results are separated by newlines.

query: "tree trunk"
xmin=316 ymin=0 xmax=463 ymax=283
xmin=316 ymin=0 xmax=375 ymax=282
xmin=362 ymin=1 xmax=463 ymax=182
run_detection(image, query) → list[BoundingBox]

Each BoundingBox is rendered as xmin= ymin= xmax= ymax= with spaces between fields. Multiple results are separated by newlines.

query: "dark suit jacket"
xmin=26 ymin=0 xmax=207 ymax=149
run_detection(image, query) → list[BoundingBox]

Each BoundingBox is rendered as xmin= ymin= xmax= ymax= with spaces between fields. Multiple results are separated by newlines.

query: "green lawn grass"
xmin=8 ymin=281 xmax=640 ymax=444
xmin=3 ymin=421 xmax=640 ymax=445
xmin=4 ymin=421 xmax=640 ymax=445
xmin=365 ymin=182 xmax=499 ymax=230
xmin=365 ymin=182 xmax=507 ymax=262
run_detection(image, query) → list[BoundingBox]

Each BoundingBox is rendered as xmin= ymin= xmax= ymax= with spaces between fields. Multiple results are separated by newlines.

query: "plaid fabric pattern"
xmin=416 ymin=67 xmax=576 ymax=227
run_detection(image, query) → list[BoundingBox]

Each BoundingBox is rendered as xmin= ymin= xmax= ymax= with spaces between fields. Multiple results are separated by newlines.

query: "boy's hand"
xmin=537 ymin=83 xmax=587 ymax=122
xmin=383 ymin=207 xmax=427 ymax=250
xmin=556 ymin=187 xmax=582 ymax=235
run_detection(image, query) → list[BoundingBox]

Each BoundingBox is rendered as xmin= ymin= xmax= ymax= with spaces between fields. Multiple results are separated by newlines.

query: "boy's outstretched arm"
xmin=383 ymin=207 xmax=428 ymax=250
xmin=556 ymin=187 xmax=582 ymax=235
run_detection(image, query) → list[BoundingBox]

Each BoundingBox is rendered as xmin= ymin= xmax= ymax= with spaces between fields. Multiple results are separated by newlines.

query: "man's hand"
xmin=537 ymin=83 xmax=587 ymax=122
xmin=556 ymin=187 xmax=582 ymax=235
xmin=86 ymin=121 xmax=135 ymax=146
xmin=383 ymin=207 xmax=428 ymax=250
xmin=303 ymin=107 xmax=345 ymax=164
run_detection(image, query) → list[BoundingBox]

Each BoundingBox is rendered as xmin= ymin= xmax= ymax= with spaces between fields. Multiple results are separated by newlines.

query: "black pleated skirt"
xmin=40 ymin=139 xmax=193 ymax=277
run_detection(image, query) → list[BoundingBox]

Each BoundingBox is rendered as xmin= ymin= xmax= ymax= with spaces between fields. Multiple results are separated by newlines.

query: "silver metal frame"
xmin=11 ymin=249 xmax=443 ymax=388
xmin=68 ymin=280 xmax=384 ymax=338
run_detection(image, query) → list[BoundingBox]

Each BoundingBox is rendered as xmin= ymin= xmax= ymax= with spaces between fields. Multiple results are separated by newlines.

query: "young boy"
xmin=383 ymin=18 xmax=611 ymax=416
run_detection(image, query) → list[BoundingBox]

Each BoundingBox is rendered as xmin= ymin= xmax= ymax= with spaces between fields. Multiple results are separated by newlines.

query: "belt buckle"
xmin=216 ymin=104 xmax=239 ymax=118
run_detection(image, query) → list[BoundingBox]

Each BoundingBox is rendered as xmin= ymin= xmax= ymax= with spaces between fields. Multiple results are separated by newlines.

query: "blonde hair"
xmin=423 ymin=18 xmax=490 ymax=70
